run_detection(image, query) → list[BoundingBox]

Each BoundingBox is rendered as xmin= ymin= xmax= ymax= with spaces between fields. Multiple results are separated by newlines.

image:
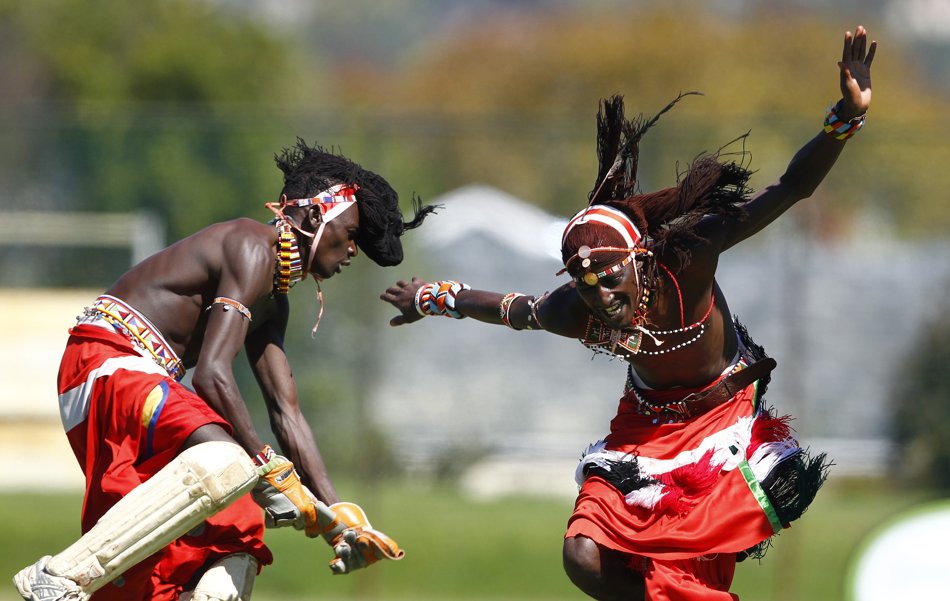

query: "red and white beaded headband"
xmin=562 ymin=205 xmax=641 ymax=247
xmin=279 ymin=183 xmax=359 ymax=224
xmin=559 ymin=205 xmax=644 ymax=276
xmin=264 ymin=182 xmax=362 ymax=337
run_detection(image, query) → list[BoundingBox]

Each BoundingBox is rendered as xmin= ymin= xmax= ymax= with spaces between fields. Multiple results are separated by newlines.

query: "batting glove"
xmin=322 ymin=502 xmax=405 ymax=574
xmin=251 ymin=445 xmax=326 ymax=537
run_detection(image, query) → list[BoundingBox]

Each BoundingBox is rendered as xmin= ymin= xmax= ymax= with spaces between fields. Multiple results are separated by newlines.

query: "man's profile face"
xmin=310 ymin=205 xmax=360 ymax=280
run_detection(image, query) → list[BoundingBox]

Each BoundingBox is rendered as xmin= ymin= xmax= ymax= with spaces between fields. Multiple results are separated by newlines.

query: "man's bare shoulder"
xmin=188 ymin=217 xmax=273 ymax=241
xmin=110 ymin=218 xmax=276 ymax=299
xmin=194 ymin=218 xmax=279 ymax=280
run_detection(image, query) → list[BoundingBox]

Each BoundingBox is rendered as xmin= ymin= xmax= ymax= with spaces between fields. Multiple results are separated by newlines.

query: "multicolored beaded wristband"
xmin=823 ymin=99 xmax=866 ymax=141
xmin=415 ymin=280 xmax=471 ymax=319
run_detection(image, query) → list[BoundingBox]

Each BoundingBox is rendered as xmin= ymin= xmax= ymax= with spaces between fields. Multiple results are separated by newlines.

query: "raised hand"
xmin=838 ymin=25 xmax=876 ymax=119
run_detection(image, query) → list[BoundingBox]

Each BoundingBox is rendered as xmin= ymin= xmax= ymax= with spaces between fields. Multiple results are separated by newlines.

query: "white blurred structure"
xmin=847 ymin=500 xmax=950 ymax=600
xmin=0 ymin=289 xmax=96 ymax=490
xmin=371 ymin=185 xmax=626 ymax=493
xmin=0 ymin=211 xmax=163 ymax=491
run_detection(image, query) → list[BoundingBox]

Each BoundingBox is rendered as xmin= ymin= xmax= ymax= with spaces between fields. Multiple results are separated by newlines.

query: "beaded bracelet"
xmin=415 ymin=280 xmax=471 ymax=318
xmin=823 ymin=99 xmax=866 ymax=141
xmin=499 ymin=292 xmax=526 ymax=329
xmin=527 ymin=292 xmax=549 ymax=331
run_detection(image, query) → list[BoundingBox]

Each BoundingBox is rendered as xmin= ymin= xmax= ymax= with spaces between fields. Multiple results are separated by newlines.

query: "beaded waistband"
xmin=79 ymin=294 xmax=185 ymax=382
xmin=622 ymin=357 xmax=749 ymax=423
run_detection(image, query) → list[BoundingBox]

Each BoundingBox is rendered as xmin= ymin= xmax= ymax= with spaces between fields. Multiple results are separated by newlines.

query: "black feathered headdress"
xmin=573 ymin=94 xmax=753 ymax=267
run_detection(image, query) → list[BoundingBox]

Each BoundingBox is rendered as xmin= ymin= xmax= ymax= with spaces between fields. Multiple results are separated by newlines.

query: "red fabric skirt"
xmin=566 ymin=375 xmax=783 ymax=600
xmin=58 ymin=324 xmax=272 ymax=601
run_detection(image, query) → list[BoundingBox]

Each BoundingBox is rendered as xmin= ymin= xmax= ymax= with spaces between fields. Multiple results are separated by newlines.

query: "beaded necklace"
xmin=633 ymin=292 xmax=715 ymax=356
xmin=623 ymin=358 xmax=745 ymax=424
xmin=273 ymin=219 xmax=304 ymax=295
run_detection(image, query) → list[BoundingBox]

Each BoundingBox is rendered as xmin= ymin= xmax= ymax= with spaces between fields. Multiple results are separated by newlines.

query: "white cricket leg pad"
xmin=179 ymin=553 xmax=258 ymax=601
xmin=43 ymin=441 xmax=258 ymax=597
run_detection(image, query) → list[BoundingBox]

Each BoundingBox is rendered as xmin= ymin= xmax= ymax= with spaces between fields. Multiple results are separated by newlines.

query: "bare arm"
xmin=380 ymin=277 xmax=588 ymax=338
xmin=708 ymin=25 xmax=876 ymax=251
xmin=244 ymin=305 xmax=339 ymax=505
xmin=189 ymin=236 xmax=275 ymax=457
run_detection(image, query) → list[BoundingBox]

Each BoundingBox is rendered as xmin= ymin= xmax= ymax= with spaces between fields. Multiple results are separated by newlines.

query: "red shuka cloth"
xmin=58 ymin=325 xmax=272 ymax=601
xmin=566 ymin=376 xmax=778 ymax=600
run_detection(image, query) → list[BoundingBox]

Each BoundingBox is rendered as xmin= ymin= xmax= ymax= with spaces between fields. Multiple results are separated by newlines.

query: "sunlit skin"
xmin=104 ymin=200 xmax=361 ymax=505
xmin=383 ymin=25 xmax=876 ymax=601
xmin=304 ymin=204 xmax=360 ymax=280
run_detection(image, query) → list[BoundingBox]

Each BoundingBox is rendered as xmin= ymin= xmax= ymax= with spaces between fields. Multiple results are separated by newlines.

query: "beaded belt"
xmin=623 ymin=358 xmax=777 ymax=421
xmin=79 ymin=294 xmax=186 ymax=382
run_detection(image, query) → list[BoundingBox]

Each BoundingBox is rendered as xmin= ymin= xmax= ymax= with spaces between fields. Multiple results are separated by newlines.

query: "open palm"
xmin=839 ymin=25 xmax=876 ymax=118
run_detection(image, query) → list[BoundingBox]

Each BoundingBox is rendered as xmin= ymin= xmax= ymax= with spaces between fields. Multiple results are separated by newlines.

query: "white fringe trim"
xmin=576 ymin=417 xmax=804 ymax=498
xmin=747 ymin=440 xmax=802 ymax=482
xmin=624 ymin=484 xmax=667 ymax=509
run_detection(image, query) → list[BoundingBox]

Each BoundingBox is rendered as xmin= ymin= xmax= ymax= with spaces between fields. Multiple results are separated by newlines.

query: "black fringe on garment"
xmin=737 ymin=449 xmax=832 ymax=562
xmin=733 ymin=316 xmax=773 ymax=397
xmin=761 ymin=449 xmax=832 ymax=526
xmin=584 ymin=458 xmax=656 ymax=496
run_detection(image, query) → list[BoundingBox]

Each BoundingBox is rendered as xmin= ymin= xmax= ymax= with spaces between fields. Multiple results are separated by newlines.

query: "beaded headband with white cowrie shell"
xmin=558 ymin=205 xmax=649 ymax=286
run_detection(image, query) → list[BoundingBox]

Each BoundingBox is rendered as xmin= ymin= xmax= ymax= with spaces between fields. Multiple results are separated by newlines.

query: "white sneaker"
xmin=12 ymin=556 xmax=87 ymax=601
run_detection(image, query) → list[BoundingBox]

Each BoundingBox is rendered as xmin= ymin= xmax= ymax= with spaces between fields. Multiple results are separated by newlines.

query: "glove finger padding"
xmin=323 ymin=503 xmax=405 ymax=574
xmin=355 ymin=528 xmax=405 ymax=561
xmin=252 ymin=446 xmax=321 ymax=536
xmin=329 ymin=531 xmax=366 ymax=575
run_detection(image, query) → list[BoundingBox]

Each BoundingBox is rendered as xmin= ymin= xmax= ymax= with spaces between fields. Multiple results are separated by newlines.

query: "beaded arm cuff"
xmin=415 ymin=280 xmax=471 ymax=319
xmin=499 ymin=292 xmax=526 ymax=329
xmin=823 ymin=99 xmax=866 ymax=141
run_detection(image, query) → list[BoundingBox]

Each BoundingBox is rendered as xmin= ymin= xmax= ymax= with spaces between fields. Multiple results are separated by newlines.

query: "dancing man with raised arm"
xmin=14 ymin=140 xmax=434 ymax=601
xmin=382 ymin=26 xmax=875 ymax=600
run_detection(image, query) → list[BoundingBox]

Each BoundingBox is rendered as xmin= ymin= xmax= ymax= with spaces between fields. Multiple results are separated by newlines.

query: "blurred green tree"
xmin=891 ymin=311 xmax=950 ymax=490
xmin=0 ymin=0 xmax=296 ymax=240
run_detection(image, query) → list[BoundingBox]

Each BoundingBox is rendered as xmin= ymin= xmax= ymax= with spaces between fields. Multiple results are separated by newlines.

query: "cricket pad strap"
xmin=46 ymin=441 xmax=259 ymax=596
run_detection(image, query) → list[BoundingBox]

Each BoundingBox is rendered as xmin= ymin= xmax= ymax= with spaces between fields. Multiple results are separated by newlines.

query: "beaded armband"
xmin=415 ymin=280 xmax=471 ymax=319
xmin=499 ymin=292 xmax=526 ymax=329
xmin=210 ymin=296 xmax=252 ymax=321
xmin=823 ymin=99 xmax=866 ymax=141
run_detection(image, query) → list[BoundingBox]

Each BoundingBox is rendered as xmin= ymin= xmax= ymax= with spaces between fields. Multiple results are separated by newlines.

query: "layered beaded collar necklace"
xmin=581 ymin=261 xmax=715 ymax=358
xmin=273 ymin=219 xmax=304 ymax=295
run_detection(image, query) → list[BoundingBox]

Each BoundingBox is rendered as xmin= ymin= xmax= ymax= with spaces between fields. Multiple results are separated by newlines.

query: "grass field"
xmin=0 ymin=478 xmax=936 ymax=601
